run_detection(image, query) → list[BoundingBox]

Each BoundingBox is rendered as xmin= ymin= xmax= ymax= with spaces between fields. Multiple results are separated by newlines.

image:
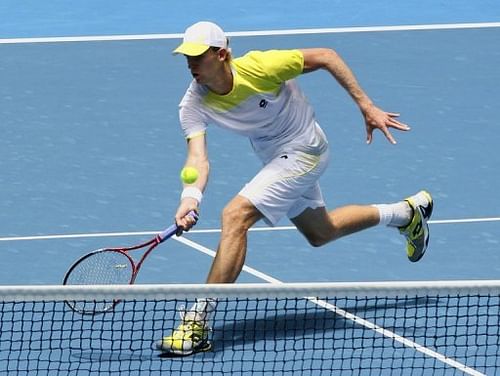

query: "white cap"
xmin=173 ymin=21 xmax=227 ymax=56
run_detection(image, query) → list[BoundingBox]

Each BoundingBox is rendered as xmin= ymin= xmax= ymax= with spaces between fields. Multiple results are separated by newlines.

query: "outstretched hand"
xmin=362 ymin=105 xmax=410 ymax=145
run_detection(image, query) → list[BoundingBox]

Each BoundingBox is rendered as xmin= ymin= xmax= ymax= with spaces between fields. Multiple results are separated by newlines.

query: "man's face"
xmin=185 ymin=48 xmax=222 ymax=85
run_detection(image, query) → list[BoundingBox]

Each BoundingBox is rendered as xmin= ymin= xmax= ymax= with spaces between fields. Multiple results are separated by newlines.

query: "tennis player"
xmin=156 ymin=21 xmax=433 ymax=355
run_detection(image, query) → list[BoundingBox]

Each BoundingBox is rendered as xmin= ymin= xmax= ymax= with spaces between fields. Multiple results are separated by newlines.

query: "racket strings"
xmin=64 ymin=250 xmax=134 ymax=314
xmin=66 ymin=251 xmax=133 ymax=285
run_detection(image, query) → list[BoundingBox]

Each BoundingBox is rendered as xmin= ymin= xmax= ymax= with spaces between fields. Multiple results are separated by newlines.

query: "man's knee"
xmin=221 ymin=202 xmax=244 ymax=229
xmin=221 ymin=196 xmax=262 ymax=231
xmin=304 ymin=231 xmax=336 ymax=247
xmin=291 ymin=207 xmax=338 ymax=247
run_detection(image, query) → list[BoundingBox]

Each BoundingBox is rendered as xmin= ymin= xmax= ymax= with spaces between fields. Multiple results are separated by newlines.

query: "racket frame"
xmin=63 ymin=221 xmax=184 ymax=315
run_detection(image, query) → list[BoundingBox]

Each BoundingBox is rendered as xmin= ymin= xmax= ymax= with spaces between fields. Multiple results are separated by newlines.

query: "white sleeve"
xmin=179 ymin=86 xmax=208 ymax=139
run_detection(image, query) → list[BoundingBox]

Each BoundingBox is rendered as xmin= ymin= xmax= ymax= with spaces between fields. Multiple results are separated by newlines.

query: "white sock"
xmin=373 ymin=201 xmax=412 ymax=227
xmin=184 ymin=298 xmax=217 ymax=324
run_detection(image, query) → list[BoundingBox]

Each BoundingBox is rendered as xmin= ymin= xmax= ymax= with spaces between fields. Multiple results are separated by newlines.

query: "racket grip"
xmin=158 ymin=211 xmax=198 ymax=241
xmin=187 ymin=210 xmax=199 ymax=221
xmin=175 ymin=210 xmax=199 ymax=236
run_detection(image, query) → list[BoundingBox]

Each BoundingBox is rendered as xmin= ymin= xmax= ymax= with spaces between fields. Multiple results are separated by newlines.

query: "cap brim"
xmin=173 ymin=42 xmax=210 ymax=56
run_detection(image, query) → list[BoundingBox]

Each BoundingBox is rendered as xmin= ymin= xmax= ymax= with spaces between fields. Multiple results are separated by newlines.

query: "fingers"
xmin=369 ymin=125 xmax=397 ymax=145
xmin=366 ymin=127 xmax=373 ymax=144
xmin=365 ymin=110 xmax=411 ymax=145
xmin=387 ymin=115 xmax=410 ymax=131
xmin=386 ymin=112 xmax=400 ymax=117
xmin=383 ymin=128 xmax=397 ymax=144
xmin=366 ymin=120 xmax=397 ymax=145
xmin=175 ymin=200 xmax=199 ymax=235
xmin=175 ymin=212 xmax=198 ymax=236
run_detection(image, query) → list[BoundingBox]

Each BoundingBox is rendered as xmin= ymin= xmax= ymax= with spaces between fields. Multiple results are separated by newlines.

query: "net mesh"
xmin=0 ymin=281 xmax=499 ymax=375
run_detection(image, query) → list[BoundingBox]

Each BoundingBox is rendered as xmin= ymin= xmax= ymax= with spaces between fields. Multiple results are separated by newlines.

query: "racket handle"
xmin=158 ymin=211 xmax=198 ymax=242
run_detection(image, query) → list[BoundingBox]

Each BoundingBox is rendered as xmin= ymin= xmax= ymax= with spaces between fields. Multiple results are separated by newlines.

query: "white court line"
xmin=1 ymin=216 xmax=498 ymax=242
xmin=0 ymin=22 xmax=499 ymax=44
xmin=191 ymin=217 xmax=500 ymax=234
xmin=173 ymin=235 xmax=485 ymax=376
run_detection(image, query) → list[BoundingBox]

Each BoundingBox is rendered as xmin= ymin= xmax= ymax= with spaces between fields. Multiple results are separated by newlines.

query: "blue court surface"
xmin=1 ymin=1 xmax=499 ymax=375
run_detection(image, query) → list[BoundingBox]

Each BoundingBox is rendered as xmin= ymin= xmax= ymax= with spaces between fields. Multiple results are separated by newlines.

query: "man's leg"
xmin=156 ymin=195 xmax=263 ymax=355
xmin=291 ymin=205 xmax=380 ymax=247
xmin=184 ymin=194 xmax=263 ymax=322
xmin=206 ymin=195 xmax=264 ymax=283
xmin=291 ymin=191 xmax=433 ymax=262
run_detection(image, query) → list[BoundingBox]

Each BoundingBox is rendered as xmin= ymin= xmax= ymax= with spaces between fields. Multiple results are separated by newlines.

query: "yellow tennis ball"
xmin=180 ymin=166 xmax=199 ymax=184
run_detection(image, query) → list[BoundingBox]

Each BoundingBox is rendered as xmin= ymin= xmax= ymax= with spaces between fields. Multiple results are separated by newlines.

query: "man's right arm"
xmin=175 ymin=133 xmax=209 ymax=231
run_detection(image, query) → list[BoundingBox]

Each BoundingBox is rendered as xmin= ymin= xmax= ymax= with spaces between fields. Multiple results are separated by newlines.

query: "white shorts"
xmin=239 ymin=148 xmax=330 ymax=226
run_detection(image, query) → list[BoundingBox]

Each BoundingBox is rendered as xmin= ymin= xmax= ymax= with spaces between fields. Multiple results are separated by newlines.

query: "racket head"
xmin=63 ymin=248 xmax=135 ymax=315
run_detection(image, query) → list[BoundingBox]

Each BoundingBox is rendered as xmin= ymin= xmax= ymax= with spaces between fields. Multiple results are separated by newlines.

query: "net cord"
xmin=1 ymin=280 xmax=499 ymax=302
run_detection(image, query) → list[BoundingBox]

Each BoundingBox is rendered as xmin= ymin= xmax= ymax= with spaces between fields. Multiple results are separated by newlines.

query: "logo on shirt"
xmin=259 ymin=99 xmax=268 ymax=108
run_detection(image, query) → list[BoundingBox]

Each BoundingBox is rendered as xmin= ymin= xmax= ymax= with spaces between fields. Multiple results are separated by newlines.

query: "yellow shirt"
xmin=179 ymin=49 xmax=328 ymax=162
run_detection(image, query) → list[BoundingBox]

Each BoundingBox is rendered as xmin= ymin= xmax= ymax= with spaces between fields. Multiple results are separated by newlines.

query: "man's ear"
xmin=217 ymin=48 xmax=229 ymax=61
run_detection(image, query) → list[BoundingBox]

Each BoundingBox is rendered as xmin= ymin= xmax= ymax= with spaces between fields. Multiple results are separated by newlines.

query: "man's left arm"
xmin=300 ymin=48 xmax=410 ymax=144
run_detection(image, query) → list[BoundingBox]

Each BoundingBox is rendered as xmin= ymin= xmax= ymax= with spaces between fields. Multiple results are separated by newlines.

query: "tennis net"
xmin=0 ymin=280 xmax=498 ymax=375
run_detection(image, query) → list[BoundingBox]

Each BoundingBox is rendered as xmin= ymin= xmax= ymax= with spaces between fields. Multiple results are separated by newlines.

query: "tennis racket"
xmin=63 ymin=212 xmax=197 ymax=315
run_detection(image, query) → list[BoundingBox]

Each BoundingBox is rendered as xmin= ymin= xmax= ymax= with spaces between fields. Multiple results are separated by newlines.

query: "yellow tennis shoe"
xmin=399 ymin=190 xmax=433 ymax=262
xmin=155 ymin=319 xmax=211 ymax=355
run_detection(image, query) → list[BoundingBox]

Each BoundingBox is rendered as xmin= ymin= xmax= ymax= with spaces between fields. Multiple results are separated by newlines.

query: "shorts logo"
xmin=259 ymin=99 xmax=268 ymax=108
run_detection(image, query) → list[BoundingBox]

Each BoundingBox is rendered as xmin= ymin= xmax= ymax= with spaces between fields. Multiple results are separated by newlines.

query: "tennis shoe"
xmin=399 ymin=190 xmax=433 ymax=262
xmin=155 ymin=312 xmax=211 ymax=355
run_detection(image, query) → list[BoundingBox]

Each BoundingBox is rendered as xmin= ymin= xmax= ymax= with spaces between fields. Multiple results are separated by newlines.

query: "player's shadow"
xmin=70 ymin=349 xmax=153 ymax=362
xmin=210 ymin=296 xmax=434 ymax=352
xmin=70 ymin=296 xmax=435 ymax=363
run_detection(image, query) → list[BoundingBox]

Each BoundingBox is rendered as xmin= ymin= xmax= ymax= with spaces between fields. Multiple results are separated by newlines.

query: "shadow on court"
xmin=210 ymin=297 xmax=434 ymax=352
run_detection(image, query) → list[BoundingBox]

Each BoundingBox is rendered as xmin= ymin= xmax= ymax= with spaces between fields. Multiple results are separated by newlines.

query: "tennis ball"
xmin=180 ymin=166 xmax=199 ymax=184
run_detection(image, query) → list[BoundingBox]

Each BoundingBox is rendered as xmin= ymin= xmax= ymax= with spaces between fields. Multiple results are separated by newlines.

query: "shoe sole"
xmin=157 ymin=340 xmax=212 ymax=356
xmin=407 ymin=191 xmax=433 ymax=262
